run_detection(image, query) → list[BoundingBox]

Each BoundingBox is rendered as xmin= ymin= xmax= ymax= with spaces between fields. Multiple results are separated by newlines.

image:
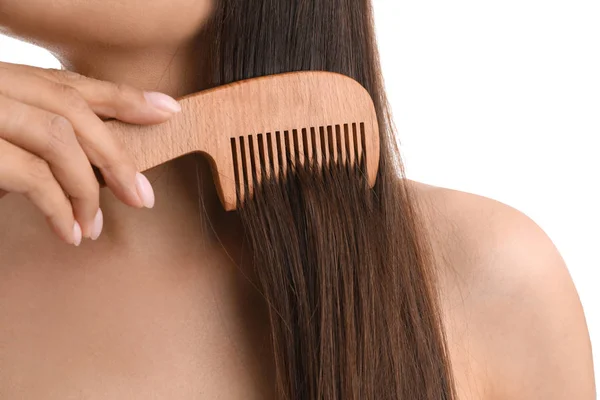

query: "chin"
xmin=0 ymin=1 xmax=214 ymax=51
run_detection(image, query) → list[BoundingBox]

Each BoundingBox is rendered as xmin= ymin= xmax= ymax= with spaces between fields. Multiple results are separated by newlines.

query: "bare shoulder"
xmin=406 ymin=179 xmax=595 ymax=400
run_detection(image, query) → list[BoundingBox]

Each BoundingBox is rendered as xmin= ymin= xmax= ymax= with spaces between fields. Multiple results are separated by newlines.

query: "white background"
xmin=1 ymin=0 xmax=598 ymax=386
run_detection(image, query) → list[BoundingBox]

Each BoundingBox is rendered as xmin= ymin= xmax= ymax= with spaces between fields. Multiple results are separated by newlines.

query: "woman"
xmin=0 ymin=0 xmax=594 ymax=399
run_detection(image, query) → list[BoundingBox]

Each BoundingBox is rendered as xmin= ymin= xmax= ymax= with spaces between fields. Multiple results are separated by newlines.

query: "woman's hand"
xmin=0 ymin=61 xmax=181 ymax=246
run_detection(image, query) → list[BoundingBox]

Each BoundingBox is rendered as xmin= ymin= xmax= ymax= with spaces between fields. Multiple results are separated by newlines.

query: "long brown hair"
xmin=207 ymin=0 xmax=456 ymax=398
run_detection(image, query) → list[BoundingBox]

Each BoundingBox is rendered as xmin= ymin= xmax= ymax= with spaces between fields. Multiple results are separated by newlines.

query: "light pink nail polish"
xmin=144 ymin=91 xmax=182 ymax=113
xmin=73 ymin=221 xmax=82 ymax=246
xmin=90 ymin=209 xmax=103 ymax=240
xmin=135 ymin=172 xmax=155 ymax=208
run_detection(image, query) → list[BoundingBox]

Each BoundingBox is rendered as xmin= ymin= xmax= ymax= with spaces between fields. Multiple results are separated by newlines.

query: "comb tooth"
xmin=311 ymin=127 xmax=320 ymax=170
xmin=230 ymin=138 xmax=242 ymax=207
xmin=267 ymin=132 xmax=279 ymax=181
xmin=293 ymin=129 xmax=304 ymax=168
xmin=331 ymin=125 xmax=342 ymax=164
xmin=336 ymin=125 xmax=345 ymax=166
xmin=238 ymin=136 xmax=248 ymax=203
xmin=258 ymin=133 xmax=270 ymax=181
xmin=360 ymin=122 xmax=367 ymax=168
xmin=302 ymin=128 xmax=311 ymax=167
xmin=276 ymin=131 xmax=287 ymax=179
xmin=327 ymin=125 xmax=336 ymax=165
xmin=285 ymin=130 xmax=294 ymax=171
xmin=345 ymin=123 xmax=354 ymax=167
xmin=244 ymin=135 xmax=254 ymax=198
xmin=250 ymin=134 xmax=262 ymax=188
xmin=352 ymin=123 xmax=361 ymax=165
xmin=319 ymin=126 xmax=329 ymax=167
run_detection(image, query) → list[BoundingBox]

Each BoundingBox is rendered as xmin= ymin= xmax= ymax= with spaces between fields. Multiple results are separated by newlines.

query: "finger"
xmin=0 ymin=94 xmax=100 ymax=237
xmin=0 ymin=138 xmax=81 ymax=246
xmin=0 ymin=62 xmax=181 ymax=124
xmin=0 ymin=71 xmax=150 ymax=210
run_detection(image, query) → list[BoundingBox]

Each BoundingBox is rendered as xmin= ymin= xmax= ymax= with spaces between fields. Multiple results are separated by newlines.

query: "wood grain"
xmin=105 ymin=71 xmax=379 ymax=211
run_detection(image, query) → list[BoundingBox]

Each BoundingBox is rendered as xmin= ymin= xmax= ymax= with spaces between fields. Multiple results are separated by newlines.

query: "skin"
xmin=414 ymin=182 xmax=595 ymax=399
xmin=0 ymin=1 xmax=595 ymax=398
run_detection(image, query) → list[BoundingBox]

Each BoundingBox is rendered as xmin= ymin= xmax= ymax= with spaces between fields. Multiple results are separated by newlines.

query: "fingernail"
xmin=143 ymin=91 xmax=181 ymax=113
xmin=90 ymin=208 xmax=103 ymax=240
xmin=73 ymin=221 xmax=82 ymax=246
xmin=135 ymin=172 xmax=155 ymax=208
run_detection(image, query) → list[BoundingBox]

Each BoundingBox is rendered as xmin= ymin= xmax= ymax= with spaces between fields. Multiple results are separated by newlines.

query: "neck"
xmin=54 ymin=38 xmax=212 ymax=97
xmin=53 ymin=38 xmax=234 ymax=250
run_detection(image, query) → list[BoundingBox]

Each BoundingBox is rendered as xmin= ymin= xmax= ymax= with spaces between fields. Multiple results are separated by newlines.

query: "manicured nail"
xmin=135 ymin=172 xmax=155 ymax=208
xmin=90 ymin=208 xmax=103 ymax=240
xmin=143 ymin=91 xmax=181 ymax=113
xmin=73 ymin=221 xmax=82 ymax=246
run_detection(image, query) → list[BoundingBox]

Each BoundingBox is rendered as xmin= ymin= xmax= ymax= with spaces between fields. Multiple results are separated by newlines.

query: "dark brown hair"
xmin=208 ymin=0 xmax=456 ymax=398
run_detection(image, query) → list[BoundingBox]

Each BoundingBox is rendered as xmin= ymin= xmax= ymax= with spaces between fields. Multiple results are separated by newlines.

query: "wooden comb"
xmin=105 ymin=71 xmax=380 ymax=211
